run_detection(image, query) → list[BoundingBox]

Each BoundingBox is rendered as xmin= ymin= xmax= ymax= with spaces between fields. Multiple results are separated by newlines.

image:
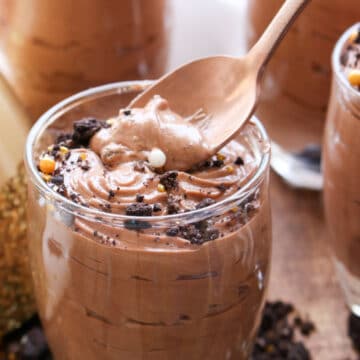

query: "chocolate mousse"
xmin=28 ymin=94 xmax=271 ymax=359
xmin=323 ymin=25 xmax=360 ymax=310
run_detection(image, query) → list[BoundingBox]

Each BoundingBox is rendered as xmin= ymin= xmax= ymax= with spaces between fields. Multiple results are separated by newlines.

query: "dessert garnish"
xmin=36 ymin=96 xmax=259 ymax=245
xmin=341 ymin=26 xmax=360 ymax=90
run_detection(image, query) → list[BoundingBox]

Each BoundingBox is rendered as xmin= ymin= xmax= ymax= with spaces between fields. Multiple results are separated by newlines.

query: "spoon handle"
xmin=248 ymin=0 xmax=310 ymax=72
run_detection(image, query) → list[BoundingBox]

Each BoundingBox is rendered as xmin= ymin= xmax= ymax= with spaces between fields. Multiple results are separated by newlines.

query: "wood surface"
xmin=269 ymin=173 xmax=357 ymax=360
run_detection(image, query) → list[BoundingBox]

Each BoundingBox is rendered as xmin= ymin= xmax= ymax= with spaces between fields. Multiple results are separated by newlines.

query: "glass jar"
xmin=323 ymin=24 xmax=360 ymax=316
xmin=0 ymin=0 xmax=170 ymax=121
xmin=25 ymin=80 xmax=271 ymax=359
xmin=246 ymin=0 xmax=359 ymax=151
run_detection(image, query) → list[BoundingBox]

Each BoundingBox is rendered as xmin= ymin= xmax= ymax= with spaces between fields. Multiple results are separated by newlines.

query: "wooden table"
xmin=269 ymin=173 xmax=357 ymax=359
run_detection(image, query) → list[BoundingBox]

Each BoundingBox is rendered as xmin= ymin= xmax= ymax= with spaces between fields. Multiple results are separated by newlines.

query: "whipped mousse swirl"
xmin=38 ymin=96 xmax=257 ymax=219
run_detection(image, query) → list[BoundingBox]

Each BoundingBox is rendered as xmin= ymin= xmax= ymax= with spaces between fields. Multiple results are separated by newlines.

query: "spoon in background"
xmin=130 ymin=0 xmax=310 ymax=169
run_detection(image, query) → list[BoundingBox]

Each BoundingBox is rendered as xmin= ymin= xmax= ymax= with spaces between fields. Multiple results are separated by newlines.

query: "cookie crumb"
xmin=153 ymin=203 xmax=162 ymax=212
xmin=348 ymin=312 xmax=360 ymax=352
xmin=252 ymin=301 xmax=313 ymax=360
xmin=72 ymin=118 xmax=107 ymax=146
xmin=159 ymin=171 xmax=178 ymax=191
xmin=166 ymin=227 xmax=179 ymax=237
xmin=125 ymin=203 xmax=153 ymax=216
xmin=234 ymin=156 xmax=244 ymax=166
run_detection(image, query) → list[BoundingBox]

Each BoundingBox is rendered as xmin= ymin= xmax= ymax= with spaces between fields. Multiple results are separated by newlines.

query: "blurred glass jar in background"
xmin=0 ymin=0 xmax=170 ymax=121
xmin=323 ymin=24 xmax=360 ymax=316
xmin=246 ymin=0 xmax=359 ymax=151
xmin=0 ymin=0 xmax=169 ymax=337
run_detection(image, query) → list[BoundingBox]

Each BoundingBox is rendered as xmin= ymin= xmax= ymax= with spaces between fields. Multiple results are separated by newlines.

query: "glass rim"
xmin=332 ymin=22 xmax=360 ymax=98
xmin=25 ymin=80 xmax=270 ymax=225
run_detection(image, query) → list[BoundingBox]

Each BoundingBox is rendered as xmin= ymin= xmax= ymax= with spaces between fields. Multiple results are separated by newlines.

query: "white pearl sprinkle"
xmin=148 ymin=148 xmax=166 ymax=168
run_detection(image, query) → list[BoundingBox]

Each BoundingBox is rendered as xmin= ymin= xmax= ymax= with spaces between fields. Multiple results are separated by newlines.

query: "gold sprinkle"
xmin=157 ymin=184 xmax=166 ymax=192
xmin=47 ymin=145 xmax=54 ymax=152
xmin=39 ymin=156 xmax=56 ymax=174
xmin=79 ymin=152 xmax=87 ymax=161
xmin=231 ymin=207 xmax=238 ymax=213
xmin=349 ymin=31 xmax=359 ymax=43
xmin=225 ymin=165 xmax=234 ymax=173
xmin=216 ymin=153 xmax=225 ymax=161
xmin=348 ymin=70 xmax=360 ymax=87
xmin=106 ymin=118 xmax=115 ymax=126
xmin=60 ymin=146 xmax=69 ymax=155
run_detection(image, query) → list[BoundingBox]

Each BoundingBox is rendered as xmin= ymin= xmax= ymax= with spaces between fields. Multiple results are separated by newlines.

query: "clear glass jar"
xmin=323 ymin=24 xmax=360 ymax=316
xmin=246 ymin=0 xmax=359 ymax=151
xmin=25 ymin=80 xmax=271 ymax=359
xmin=0 ymin=0 xmax=170 ymax=121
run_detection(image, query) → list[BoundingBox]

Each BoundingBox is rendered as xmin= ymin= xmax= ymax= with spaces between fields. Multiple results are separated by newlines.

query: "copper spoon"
xmin=130 ymin=0 xmax=310 ymax=168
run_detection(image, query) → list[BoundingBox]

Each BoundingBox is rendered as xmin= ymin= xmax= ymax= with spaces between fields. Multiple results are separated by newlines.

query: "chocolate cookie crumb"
xmin=159 ymin=171 xmax=178 ymax=191
xmin=341 ymin=52 xmax=349 ymax=66
xmin=72 ymin=118 xmax=107 ymax=146
xmin=136 ymin=194 xmax=144 ymax=203
xmin=70 ymin=193 xmax=80 ymax=203
xmin=203 ymin=227 xmax=220 ymax=242
xmin=125 ymin=203 xmax=153 ymax=217
xmin=299 ymin=320 xmax=316 ymax=336
xmin=177 ymin=224 xmax=202 ymax=244
xmin=294 ymin=316 xmax=302 ymax=327
xmin=123 ymin=109 xmax=131 ymax=116
xmin=251 ymin=301 xmax=313 ymax=360
xmin=56 ymin=133 xmax=72 ymax=146
xmin=108 ymin=190 xmax=115 ymax=200
xmin=212 ymin=159 xmax=224 ymax=168
xmin=166 ymin=227 xmax=179 ymax=237
xmin=196 ymin=198 xmax=216 ymax=209
xmin=287 ymin=343 xmax=310 ymax=360
xmin=2 ymin=315 xmax=51 ymax=360
xmin=153 ymin=203 xmax=162 ymax=212
xmin=50 ymin=175 xmax=64 ymax=185
xmin=234 ymin=156 xmax=244 ymax=166
xmin=348 ymin=312 xmax=360 ymax=352
xmin=172 ymin=220 xmax=220 ymax=245
xmin=167 ymin=202 xmax=180 ymax=215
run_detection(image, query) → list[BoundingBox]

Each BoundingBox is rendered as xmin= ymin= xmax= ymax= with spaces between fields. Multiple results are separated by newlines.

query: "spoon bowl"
xmin=130 ymin=0 xmax=310 ymax=168
xmin=131 ymin=55 xmax=259 ymax=152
